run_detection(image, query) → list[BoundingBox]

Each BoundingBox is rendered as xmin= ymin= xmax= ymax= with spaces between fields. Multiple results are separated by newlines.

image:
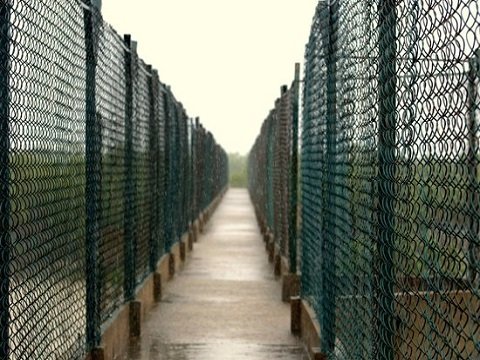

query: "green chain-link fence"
xmin=248 ymin=66 xmax=300 ymax=273
xmin=249 ymin=0 xmax=480 ymax=358
xmin=0 ymin=1 xmax=228 ymax=358
xmin=300 ymin=1 xmax=480 ymax=358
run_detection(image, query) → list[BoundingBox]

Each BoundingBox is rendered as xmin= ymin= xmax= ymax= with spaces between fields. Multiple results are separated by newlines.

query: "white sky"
xmin=102 ymin=0 xmax=318 ymax=155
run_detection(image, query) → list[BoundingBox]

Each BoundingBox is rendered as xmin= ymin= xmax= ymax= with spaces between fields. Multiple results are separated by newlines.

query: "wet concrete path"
xmin=127 ymin=188 xmax=308 ymax=359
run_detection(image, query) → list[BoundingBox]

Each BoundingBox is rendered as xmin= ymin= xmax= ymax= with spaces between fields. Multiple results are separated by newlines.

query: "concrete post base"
xmin=291 ymin=296 xmax=301 ymax=335
xmin=311 ymin=348 xmax=328 ymax=360
xmin=193 ymin=220 xmax=200 ymax=242
xmin=268 ymin=239 xmax=275 ymax=263
xmin=180 ymin=241 xmax=186 ymax=262
xmin=129 ymin=301 xmax=142 ymax=338
xmin=274 ymin=254 xmax=282 ymax=277
xmin=282 ymin=273 xmax=300 ymax=302
xmin=89 ymin=347 xmax=105 ymax=360
xmin=154 ymin=272 xmax=162 ymax=302
xmin=169 ymin=253 xmax=175 ymax=278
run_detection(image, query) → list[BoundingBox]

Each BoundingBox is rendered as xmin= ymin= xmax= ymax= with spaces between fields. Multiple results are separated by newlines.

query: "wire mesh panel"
xmin=148 ymin=72 xmax=166 ymax=271
xmin=300 ymin=1 xmax=480 ymax=359
xmin=248 ymin=73 xmax=300 ymax=271
xmin=95 ymin=15 xmax=127 ymax=324
xmin=131 ymin=58 xmax=153 ymax=286
xmin=176 ymin=107 xmax=189 ymax=238
xmin=163 ymin=89 xmax=176 ymax=252
xmin=192 ymin=121 xmax=227 ymax=219
xmin=6 ymin=1 xmax=87 ymax=358
xmin=274 ymin=88 xmax=294 ymax=256
xmin=195 ymin=122 xmax=206 ymax=213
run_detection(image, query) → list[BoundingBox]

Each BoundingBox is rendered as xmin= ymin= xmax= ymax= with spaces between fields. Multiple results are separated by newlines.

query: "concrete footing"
xmin=168 ymin=252 xmax=176 ymax=278
xmin=311 ymin=348 xmax=328 ymax=360
xmin=264 ymin=233 xmax=270 ymax=250
xmin=153 ymin=272 xmax=162 ymax=302
xmin=129 ymin=300 xmax=142 ymax=338
xmin=290 ymin=296 xmax=301 ymax=335
xmin=282 ymin=273 xmax=300 ymax=302
xmin=258 ymin=227 xmax=300 ymax=303
xmin=90 ymin=348 xmax=105 ymax=360
xmin=180 ymin=240 xmax=186 ymax=262
xmin=199 ymin=213 xmax=205 ymax=233
xmin=188 ymin=229 xmax=194 ymax=250
xmin=290 ymin=297 xmax=324 ymax=360
xmin=193 ymin=220 xmax=200 ymax=242
xmin=267 ymin=240 xmax=275 ymax=263
xmin=273 ymin=243 xmax=282 ymax=277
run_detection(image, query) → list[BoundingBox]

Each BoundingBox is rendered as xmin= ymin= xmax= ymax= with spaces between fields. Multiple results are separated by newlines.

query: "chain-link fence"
xmin=248 ymin=66 xmax=300 ymax=273
xmin=248 ymin=0 xmax=480 ymax=359
xmin=299 ymin=1 xmax=480 ymax=359
xmin=0 ymin=1 xmax=228 ymax=358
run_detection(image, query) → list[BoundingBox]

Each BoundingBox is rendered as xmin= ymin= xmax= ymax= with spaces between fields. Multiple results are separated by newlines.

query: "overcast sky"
xmin=102 ymin=0 xmax=319 ymax=155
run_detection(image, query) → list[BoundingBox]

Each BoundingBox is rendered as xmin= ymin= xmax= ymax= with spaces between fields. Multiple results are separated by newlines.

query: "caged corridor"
xmin=1 ymin=0 xmax=480 ymax=359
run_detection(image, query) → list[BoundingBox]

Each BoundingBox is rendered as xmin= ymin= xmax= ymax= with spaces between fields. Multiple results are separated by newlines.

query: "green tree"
xmin=228 ymin=152 xmax=248 ymax=188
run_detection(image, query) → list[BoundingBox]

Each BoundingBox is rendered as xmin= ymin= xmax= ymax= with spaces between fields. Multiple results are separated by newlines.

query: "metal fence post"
xmin=195 ymin=118 xmax=201 ymax=218
xmin=84 ymin=1 xmax=101 ymax=349
xmin=0 ymin=2 xmax=11 ymax=358
xmin=123 ymin=34 xmax=136 ymax=301
xmin=181 ymin=113 xmax=189 ymax=234
xmin=377 ymin=1 xmax=397 ymax=359
xmin=319 ymin=0 xmax=339 ymax=354
xmin=148 ymin=66 xmax=160 ymax=272
xmin=266 ymin=116 xmax=275 ymax=231
xmin=289 ymin=63 xmax=300 ymax=274
xmin=163 ymin=90 xmax=173 ymax=252
xmin=468 ymin=50 xmax=479 ymax=285
xmin=173 ymin=105 xmax=181 ymax=242
xmin=189 ymin=118 xmax=195 ymax=225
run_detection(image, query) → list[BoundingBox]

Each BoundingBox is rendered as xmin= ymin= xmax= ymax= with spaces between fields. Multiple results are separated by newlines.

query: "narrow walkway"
xmin=128 ymin=189 xmax=307 ymax=359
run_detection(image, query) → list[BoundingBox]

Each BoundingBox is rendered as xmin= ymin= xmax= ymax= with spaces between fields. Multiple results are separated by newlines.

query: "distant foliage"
xmin=229 ymin=153 xmax=248 ymax=188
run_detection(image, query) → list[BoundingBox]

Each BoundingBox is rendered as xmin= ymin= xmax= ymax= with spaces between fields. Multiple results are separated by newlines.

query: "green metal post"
xmin=84 ymin=1 xmax=101 ymax=348
xmin=321 ymin=0 xmax=338 ymax=354
xmin=163 ymin=90 xmax=178 ymax=250
xmin=377 ymin=1 xmax=397 ymax=359
xmin=123 ymin=34 xmax=136 ymax=300
xmin=195 ymin=118 xmax=200 ymax=218
xmin=468 ymin=50 xmax=479 ymax=285
xmin=289 ymin=63 xmax=300 ymax=273
xmin=148 ymin=66 xmax=160 ymax=272
xmin=182 ymin=113 xmax=189 ymax=233
xmin=190 ymin=119 xmax=195 ymax=225
xmin=0 ymin=2 xmax=11 ymax=358
xmin=266 ymin=115 xmax=275 ymax=231
xmin=173 ymin=106 xmax=181 ymax=241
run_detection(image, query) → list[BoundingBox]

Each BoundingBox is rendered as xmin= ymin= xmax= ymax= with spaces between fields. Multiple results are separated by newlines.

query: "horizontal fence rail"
xmin=0 ymin=1 xmax=228 ymax=359
xmin=248 ymin=1 xmax=480 ymax=359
